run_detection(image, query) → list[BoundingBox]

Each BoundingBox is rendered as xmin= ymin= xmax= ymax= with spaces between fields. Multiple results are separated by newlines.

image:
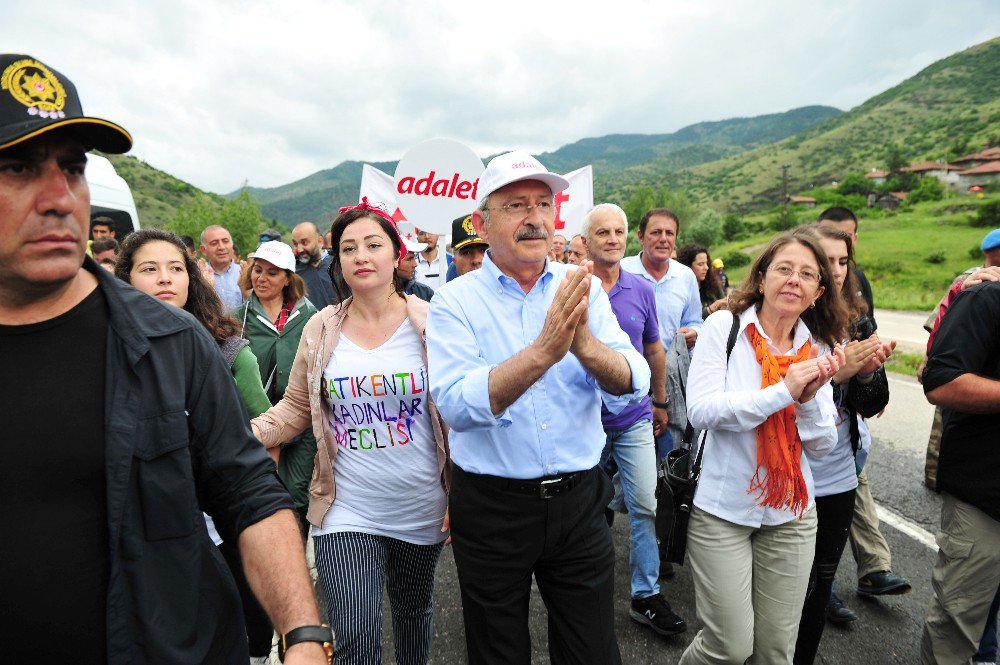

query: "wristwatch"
xmin=278 ymin=625 xmax=335 ymax=664
xmin=651 ymin=399 xmax=669 ymax=409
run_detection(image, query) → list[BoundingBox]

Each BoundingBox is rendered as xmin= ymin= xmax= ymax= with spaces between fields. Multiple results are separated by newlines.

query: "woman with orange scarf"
xmin=679 ymin=229 xmax=848 ymax=665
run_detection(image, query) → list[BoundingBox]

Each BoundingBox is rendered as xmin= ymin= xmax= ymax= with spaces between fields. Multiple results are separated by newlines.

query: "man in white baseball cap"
xmin=426 ymin=151 xmax=650 ymax=664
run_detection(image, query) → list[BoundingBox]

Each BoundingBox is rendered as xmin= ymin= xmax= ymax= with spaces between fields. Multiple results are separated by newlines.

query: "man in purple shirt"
xmin=582 ymin=203 xmax=687 ymax=637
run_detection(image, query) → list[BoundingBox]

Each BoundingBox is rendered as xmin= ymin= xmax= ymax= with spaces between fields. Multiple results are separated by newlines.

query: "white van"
xmin=87 ymin=154 xmax=140 ymax=239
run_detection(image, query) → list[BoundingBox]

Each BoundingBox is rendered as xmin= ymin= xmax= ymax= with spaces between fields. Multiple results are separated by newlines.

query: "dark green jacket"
xmin=234 ymin=295 xmax=319 ymax=508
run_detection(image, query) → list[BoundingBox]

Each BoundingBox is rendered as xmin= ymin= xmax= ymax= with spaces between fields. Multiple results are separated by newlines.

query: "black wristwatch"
xmin=651 ymin=399 xmax=669 ymax=409
xmin=278 ymin=625 xmax=334 ymax=664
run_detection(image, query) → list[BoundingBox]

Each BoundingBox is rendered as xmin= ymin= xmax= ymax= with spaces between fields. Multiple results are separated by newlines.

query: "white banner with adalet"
xmin=360 ymin=152 xmax=593 ymax=239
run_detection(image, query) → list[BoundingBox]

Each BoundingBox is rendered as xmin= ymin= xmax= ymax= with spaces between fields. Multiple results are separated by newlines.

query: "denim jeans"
xmin=601 ymin=418 xmax=660 ymax=599
xmin=654 ymin=428 xmax=674 ymax=461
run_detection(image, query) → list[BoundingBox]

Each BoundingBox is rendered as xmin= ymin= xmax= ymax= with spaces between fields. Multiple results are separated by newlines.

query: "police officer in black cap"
xmin=446 ymin=213 xmax=489 ymax=281
xmin=0 ymin=54 xmax=331 ymax=664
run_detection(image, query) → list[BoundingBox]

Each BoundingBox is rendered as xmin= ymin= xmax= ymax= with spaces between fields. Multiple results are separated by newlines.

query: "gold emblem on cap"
xmin=2 ymin=59 xmax=67 ymax=114
xmin=462 ymin=216 xmax=475 ymax=234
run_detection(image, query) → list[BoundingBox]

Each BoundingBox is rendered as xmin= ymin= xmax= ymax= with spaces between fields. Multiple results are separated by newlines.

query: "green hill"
xmin=102 ymin=153 xmax=222 ymax=228
xmin=534 ymin=105 xmax=842 ymax=174
xmin=626 ymin=36 xmax=1000 ymax=209
xmin=235 ymin=106 xmax=841 ymax=225
xmin=714 ymin=194 xmax=1000 ymax=312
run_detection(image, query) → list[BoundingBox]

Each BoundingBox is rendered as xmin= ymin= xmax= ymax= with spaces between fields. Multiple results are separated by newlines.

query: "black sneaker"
xmin=630 ymin=594 xmax=687 ymax=636
xmin=857 ymin=571 xmax=912 ymax=596
xmin=826 ymin=590 xmax=858 ymax=625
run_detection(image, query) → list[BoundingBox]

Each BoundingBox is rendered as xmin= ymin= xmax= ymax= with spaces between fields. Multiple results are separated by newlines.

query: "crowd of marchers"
xmin=4 ymin=53 xmax=1000 ymax=665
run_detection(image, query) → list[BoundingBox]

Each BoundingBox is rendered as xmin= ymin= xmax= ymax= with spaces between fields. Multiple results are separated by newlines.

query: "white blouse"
xmin=687 ymin=308 xmax=838 ymax=527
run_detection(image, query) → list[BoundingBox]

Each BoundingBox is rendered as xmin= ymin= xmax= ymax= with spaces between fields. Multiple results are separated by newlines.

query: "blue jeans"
xmin=601 ymin=418 xmax=660 ymax=599
xmin=974 ymin=582 xmax=1000 ymax=662
xmin=654 ymin=428 xmax=674 ymax=461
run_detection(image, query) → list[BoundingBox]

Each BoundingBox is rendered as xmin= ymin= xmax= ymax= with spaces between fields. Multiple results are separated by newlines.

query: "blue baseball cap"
xmin=981 ymin=228 xmax=1000 ymax=252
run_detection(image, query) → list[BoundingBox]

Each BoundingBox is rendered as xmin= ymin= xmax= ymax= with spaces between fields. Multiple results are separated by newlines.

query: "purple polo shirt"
xmin=601 ymin=268 xmax=659 ymax=430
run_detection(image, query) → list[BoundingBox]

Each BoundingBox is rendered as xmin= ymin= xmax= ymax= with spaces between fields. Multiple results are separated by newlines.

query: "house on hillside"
xmin=957 ymin=161 xmax=1000 ymax=189
xmin=864 ymin=169 xmax=889 ymax=186
xmin=788 ymin=195 xmax=816 ymax=207
xmin=952 ymin=147 xmax=1000 ymax=169
xmin=903 ymin=161 xmax=963 ymax=189
xmin=868 ymin=191 xmax=907 ymax=210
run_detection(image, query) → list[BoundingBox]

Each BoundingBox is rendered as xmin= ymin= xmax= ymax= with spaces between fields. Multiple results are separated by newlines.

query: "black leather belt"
xmin=461 ymin=467 xmax=590 ymax=500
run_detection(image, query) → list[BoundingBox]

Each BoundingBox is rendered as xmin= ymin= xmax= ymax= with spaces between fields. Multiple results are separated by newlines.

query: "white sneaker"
xmin=249 ymin=657 xmax=270 ymax=665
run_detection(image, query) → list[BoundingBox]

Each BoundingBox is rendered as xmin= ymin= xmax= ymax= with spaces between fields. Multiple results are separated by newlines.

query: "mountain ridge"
xmin=238 ymin=105 xmax=842 ymax=224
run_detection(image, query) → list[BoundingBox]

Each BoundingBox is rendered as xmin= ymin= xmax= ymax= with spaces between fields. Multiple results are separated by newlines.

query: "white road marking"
xmin=876 ymin=502 xmax=939 ymax=552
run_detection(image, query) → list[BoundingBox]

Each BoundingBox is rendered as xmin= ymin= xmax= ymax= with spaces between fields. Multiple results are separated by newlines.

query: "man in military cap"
xmin=0 ymin=54 xmax=330 ymax=664
xmin=449 ymin=212 xmax=489 ymax=279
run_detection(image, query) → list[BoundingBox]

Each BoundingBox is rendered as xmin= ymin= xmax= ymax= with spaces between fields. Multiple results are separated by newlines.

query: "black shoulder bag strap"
xmin=686 ymin=312 xmax=741 ymax=483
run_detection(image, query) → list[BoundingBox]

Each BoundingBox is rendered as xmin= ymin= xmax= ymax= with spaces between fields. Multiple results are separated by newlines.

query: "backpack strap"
xmin=681 ymin=311 xmax=740 ymax=446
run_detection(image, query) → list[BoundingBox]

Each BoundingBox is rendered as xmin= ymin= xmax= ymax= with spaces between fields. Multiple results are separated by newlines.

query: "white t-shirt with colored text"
xmin=313 ymin=319 xmax=447 ymax=545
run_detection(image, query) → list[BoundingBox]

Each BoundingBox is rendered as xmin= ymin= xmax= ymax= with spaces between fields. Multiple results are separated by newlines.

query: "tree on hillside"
xmin=622 ymin=187 xmax=698 ymax=233
xmin=684 ymin=209 xmax=723 ymax=247
xmin=907 ymin=177 xmax=945 ymax=204
xmin=166 ymin=189 xmax=271 ymax=255
xmin=885 ymin=143 xmax=907 ymax=175
xmin=722 ymin=213 xmax=744 ymax=241
xmin=949 ymin=137 xmax=971 ymax=159
xmin=838 ymin=173 xmax=874 ymax=197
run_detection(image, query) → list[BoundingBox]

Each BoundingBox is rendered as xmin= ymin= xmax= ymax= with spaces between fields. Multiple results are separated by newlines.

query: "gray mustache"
xmin=516 ymin=228 xmax=549 ymax=241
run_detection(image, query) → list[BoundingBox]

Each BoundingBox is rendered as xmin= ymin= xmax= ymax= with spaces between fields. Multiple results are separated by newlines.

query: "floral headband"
xmin=337 ymin=197 xmax=408 ymax=262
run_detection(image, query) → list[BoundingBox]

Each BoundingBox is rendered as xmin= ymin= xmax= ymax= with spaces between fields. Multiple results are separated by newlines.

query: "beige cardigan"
xmin=252 ymin=295 xmax=451 ymax=527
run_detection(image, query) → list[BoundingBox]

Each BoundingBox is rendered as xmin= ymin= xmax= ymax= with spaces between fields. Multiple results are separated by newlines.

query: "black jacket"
xmin=91 ymin=260 xmax=294 ymax=664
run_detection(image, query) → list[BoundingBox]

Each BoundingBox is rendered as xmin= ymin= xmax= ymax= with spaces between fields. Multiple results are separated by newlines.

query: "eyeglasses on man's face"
xmin=487 ymin=201 xmax=556 ymax=219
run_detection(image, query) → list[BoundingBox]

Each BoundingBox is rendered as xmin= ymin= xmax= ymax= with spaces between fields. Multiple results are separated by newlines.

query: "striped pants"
xmin=314 ymin=532 xmax=444 ymax=665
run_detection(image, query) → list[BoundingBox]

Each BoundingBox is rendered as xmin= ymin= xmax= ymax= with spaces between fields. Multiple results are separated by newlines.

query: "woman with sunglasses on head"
xmin=679 ymin=228 xmax=847 ymax=665
xmin=115 ymin=228 xmax=276 ymax=663
xmin=252 ymin=200 xmax=450 ymax=665
xmin=791 ymin=224 xmax=892 ymax=664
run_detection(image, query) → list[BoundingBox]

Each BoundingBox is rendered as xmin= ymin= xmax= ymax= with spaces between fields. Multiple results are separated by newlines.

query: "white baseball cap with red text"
xmin=475 ymin=150 xmax=570 ymax=207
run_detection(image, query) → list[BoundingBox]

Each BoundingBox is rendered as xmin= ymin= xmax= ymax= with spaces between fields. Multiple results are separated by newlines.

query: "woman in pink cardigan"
xmin=252 ymin=201 xmax=450 ymax=665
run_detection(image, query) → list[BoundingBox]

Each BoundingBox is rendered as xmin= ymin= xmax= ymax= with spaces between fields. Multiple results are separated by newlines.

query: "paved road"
xmin=394 ymin=370 xmax=946 ymax=664
xmin=874 ymin=308 xmax=930 ymax=354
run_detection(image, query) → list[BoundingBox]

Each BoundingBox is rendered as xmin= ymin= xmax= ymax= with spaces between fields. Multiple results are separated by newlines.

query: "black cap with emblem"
xmin=452 ymin=214 xmax=488 ymax=251
xmin=0 ymin=54 xmax=132 ymax=154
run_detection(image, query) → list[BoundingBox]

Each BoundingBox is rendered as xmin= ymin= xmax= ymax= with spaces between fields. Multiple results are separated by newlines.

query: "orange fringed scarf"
xmin=746 ymin=323 xmax=812 ymax=516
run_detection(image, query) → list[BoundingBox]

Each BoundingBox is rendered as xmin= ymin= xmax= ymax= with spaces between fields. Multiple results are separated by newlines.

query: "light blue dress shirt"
xmin=427 ymin=252 xmax=651 ymax=479
xmin=213 ymin=261 xmax=244 ymax=311
xmin=621 ymin=253 xmax=703 ymax=346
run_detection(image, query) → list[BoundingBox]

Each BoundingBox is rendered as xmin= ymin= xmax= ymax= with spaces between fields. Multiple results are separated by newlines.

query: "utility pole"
xmin=781 ymin=164 xmax=791 ymax=229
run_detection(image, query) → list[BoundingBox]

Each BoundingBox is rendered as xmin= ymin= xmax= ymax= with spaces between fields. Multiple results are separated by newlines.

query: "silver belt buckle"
xmin=539 ymin=476 xmax=564 ymax=499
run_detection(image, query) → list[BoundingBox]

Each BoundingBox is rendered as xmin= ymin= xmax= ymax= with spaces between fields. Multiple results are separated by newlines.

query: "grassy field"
xmin=710 ymin=194 xmax=996 ymax=311
xmin=884 ymin=351 xmax=924 ymax=378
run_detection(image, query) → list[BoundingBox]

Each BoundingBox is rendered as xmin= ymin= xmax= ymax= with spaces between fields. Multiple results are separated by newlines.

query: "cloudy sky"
xmin=4 ymin=1 xmax=997 ymax=193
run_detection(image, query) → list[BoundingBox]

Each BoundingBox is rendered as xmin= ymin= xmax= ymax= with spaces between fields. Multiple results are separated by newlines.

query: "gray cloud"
xmin=2 ymin=0 xmax=996 ymax=193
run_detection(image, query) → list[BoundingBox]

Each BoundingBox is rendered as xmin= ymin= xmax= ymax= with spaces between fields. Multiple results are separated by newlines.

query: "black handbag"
xmin=656 ymin=312 xmax=740 ymax=565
